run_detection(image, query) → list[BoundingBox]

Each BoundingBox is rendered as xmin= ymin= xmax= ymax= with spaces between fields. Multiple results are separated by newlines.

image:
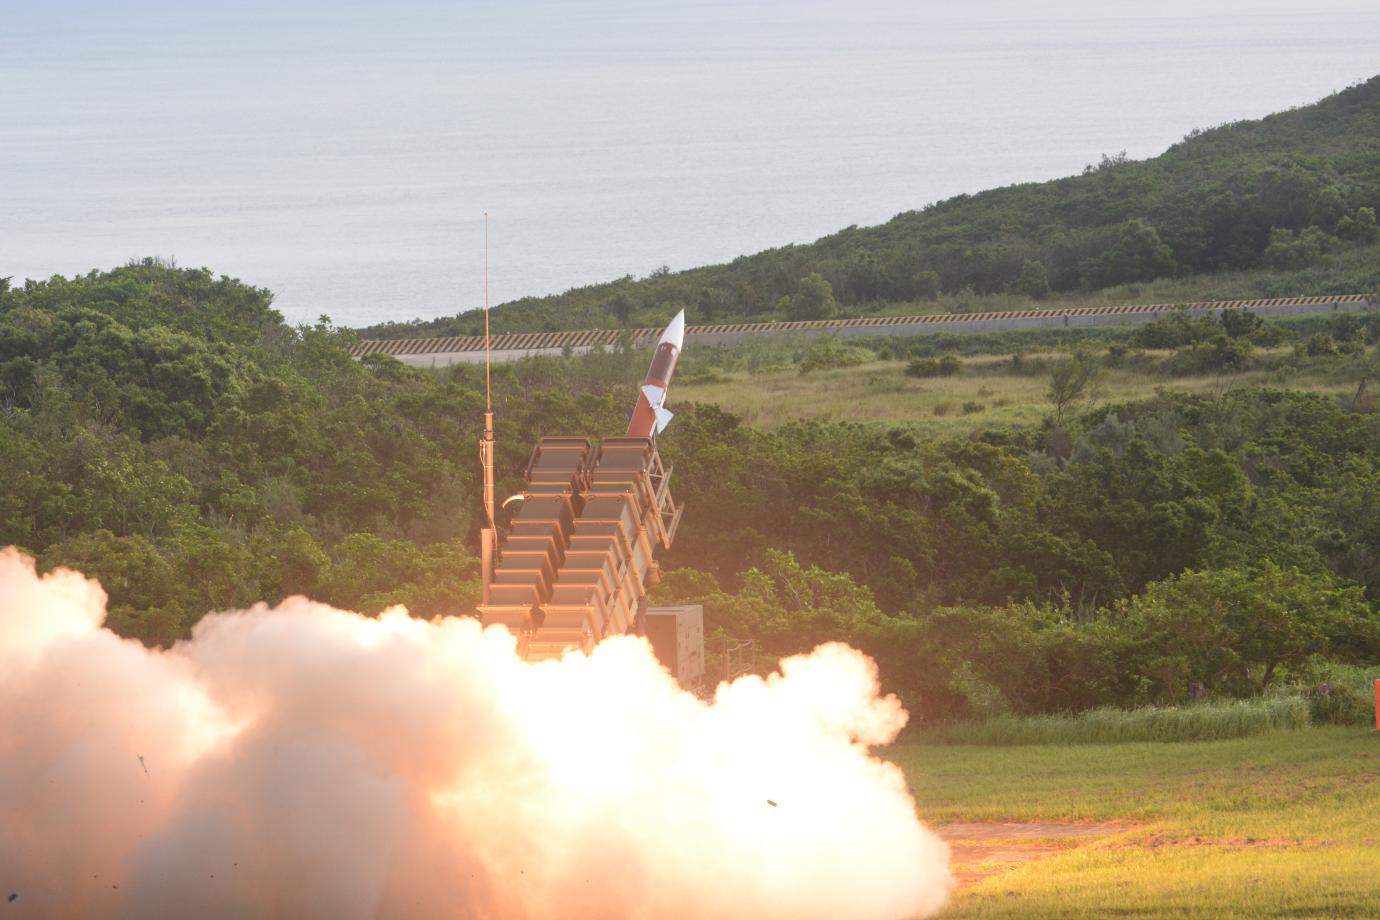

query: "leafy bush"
xmin=1161 ymin=336 xmax=1253 ymax=375
xmin=1132 ymin=309 xmax=1223 ymax=349
xmin=1308 ymin=683 xmax=1373 ymax=726
xmin=1304 ymin=333 xmax=1339 ymax=357
xmin=904 ymin=354 xmax=961 ymax=378
xmin=796 ymin=338 xmax=872 ymax=373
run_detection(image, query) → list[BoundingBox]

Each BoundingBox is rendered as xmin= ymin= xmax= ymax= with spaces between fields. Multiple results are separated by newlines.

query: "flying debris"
xmin=478 ymin=312 xmax=696 ymax=675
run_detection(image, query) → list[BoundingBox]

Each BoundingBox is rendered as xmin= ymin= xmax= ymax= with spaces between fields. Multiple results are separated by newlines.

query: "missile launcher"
xmin=479 ymin=312 xmax=687 ymax=661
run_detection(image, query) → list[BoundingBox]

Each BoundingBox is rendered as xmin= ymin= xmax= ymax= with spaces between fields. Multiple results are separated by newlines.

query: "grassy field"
xmin=892 ymin=727 xmax=1380 ymax=918
xmin=862 ymin=244 xmax=1380 ymax=321
xmin=675 ymin=352 xmax=1358 ymax=433
xmin=921 ymin=697 xmax=1316 ymax=746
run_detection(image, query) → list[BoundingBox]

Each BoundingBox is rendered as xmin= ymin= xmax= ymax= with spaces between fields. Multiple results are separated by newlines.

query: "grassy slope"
xmin=361 ymin=77 xmax=1380 ymax=338
xmin=893 ymin=727 xmax=1380 ymax=919
xmin=672 ymin=350 xmax=1358 ymax=433
xmin=863 ymin=243 xmax=1380 ymax=319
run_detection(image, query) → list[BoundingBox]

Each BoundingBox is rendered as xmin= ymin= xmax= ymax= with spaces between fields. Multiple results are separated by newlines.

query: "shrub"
xmin=1133 ymin=310 xmax=1221 ymax=349
xmin=1308 ymin=682 xmax=1373 ymax=725
xmin=906 ymin=354 xmax=961 ymax=378
xmin=797 ymin=338 xmax=872 ymax=373
xmin=1116 ymin=565 xmax=1371 ymax=701
xmin=1304 ymin=333 xmax=1339 ymax=357
xmin=1219 ymin=307 xmax=1263 ymax=339
xmin=1162 ymin=336 xmax=1253 ymax=375
xmin=905 ymin=357 xmax=941 ymax=378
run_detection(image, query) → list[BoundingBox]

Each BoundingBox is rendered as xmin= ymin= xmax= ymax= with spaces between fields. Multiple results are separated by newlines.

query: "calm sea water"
xmin=2 ymin=1 xmax=1378 ymax=327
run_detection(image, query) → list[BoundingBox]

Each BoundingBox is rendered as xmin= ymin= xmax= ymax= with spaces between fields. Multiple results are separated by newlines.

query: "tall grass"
xmin=924 ymin=696 xmax=1314 ymax=746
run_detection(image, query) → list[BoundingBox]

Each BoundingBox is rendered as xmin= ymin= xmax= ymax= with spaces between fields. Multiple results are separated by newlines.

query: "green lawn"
xmin=891 ymin=727 xmax=1380 ymax=918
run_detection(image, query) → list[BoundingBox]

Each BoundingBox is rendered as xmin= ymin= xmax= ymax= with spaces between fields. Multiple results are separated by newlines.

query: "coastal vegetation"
xmin=360 ymin=76 xmax=1380 ymax=338
xmin=2 ymin=263 xmax=1378 ymax=732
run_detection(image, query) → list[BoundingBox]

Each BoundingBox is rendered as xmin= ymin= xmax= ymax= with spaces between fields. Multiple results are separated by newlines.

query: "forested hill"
xmin=360 ymin=75 xmax=1380 ymax=339
xmin=3 ymin=263 xmax=1379 ymax=723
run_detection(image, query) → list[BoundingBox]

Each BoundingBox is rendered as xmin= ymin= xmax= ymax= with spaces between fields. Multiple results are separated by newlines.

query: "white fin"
xmin=641 ymin=383 xmax=667 ymax=407
xmin=654 ymin=406 xmax=675 ymax=433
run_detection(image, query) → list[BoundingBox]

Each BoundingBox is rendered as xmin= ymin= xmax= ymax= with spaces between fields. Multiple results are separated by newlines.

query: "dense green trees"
xmin=0 ymin=262 xmax=592 ymax=636
xmin=363 ymin=76 xmax=1380 ymax=338
xmin=4 ymin=263 xmax=1378 ymax=724
xmin=653 ymin=385 xmax=1380 ymax=614
xmin=783 ymin=272 xmax=839 ymax=321
xmin=655 ymin=555 xmax=1377 ymax=722
xmin=1014 ymin=260 xmax=1051 ymax=299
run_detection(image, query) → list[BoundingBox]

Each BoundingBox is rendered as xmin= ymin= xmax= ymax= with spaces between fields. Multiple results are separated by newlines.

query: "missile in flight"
xmin=626 ymin=309 xmax=685 ymax=439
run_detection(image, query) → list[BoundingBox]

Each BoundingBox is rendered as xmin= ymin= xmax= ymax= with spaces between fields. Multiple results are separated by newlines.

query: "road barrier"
xmin=348 ymin=294 xmax=1372 ymax=368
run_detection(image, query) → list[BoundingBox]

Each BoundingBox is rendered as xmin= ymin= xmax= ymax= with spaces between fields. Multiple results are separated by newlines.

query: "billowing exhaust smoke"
xmin=0 ymin=548 xmax=951 ymax=919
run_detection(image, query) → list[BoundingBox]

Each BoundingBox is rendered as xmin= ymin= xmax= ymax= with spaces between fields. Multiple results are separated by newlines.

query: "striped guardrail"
xmin=348 ymin=294 xmax=1371 ymax=362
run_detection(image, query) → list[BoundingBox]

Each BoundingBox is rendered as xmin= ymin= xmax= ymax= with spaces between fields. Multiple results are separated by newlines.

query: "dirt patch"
xmin=939 ymin=822 xmax=1135 ymax=888
xmin=941 ymin=821 xmax=1134 ymax=842
xmin=1131 ymin=834 xmax=1327 ymax=849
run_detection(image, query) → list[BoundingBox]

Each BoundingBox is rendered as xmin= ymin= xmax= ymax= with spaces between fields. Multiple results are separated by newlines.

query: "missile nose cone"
xmin=660 ymin=310 xmax=686 ymax=350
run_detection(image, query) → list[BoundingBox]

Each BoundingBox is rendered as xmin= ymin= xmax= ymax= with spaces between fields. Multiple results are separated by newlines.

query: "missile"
xmin=626 ymin=310 xmax=685 ymax=438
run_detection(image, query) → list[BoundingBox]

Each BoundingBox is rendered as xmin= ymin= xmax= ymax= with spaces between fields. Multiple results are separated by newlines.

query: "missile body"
xmin=626 ymin=310 xmax=685 ymax=438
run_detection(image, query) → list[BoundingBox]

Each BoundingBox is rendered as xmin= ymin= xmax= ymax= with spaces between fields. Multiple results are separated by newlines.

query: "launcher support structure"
xmin=478 ymin=312 xmax=687 ymax=660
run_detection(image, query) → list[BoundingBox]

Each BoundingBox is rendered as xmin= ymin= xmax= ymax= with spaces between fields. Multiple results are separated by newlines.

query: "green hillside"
xmin=361 ymin=75 xmax=1380 ymax=339
xmin=2 ymin=263 xmax=1379 ymax=725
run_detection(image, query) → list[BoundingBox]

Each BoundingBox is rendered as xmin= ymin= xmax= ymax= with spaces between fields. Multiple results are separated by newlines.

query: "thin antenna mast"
xmin=479 ymin=213 xmax=497 ymax=599
xmin=484 ymin=212 xmax=492 ymax=414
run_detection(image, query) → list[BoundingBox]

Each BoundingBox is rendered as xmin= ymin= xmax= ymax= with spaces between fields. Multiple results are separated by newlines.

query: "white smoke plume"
xmin=0 ymin=548 xmax=951 ymax=919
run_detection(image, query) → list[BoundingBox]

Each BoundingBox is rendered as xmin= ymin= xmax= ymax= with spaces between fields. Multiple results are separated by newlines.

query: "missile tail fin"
xmin=654 ymin=407 xmax=674 ymax=434
xmin=641 ymin=383 xmax=667 ymax=408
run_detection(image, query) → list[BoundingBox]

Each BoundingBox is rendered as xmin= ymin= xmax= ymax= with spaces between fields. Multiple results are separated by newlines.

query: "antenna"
xmin=484 ymin=212 xmax=492 ymax=413
xmin=479 ymin=213 xmax=497 ymax=599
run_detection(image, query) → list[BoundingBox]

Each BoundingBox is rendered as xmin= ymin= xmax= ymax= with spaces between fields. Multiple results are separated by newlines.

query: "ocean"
xmin=2 ymin=0 xmax=1378 ymax=328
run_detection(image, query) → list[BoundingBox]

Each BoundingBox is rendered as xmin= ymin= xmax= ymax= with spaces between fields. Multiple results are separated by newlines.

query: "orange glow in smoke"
xmin=0 ymin=548 xmax=951 ymax=919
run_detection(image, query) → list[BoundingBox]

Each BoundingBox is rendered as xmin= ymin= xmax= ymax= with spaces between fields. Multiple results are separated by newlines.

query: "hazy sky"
xmin=4 ymin=0 xmax=1377 ymax=323
xmin=10 ymin=0 xmax=1380 ymax=32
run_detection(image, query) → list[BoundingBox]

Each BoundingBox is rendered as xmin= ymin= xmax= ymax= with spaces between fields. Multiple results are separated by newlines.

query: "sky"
xmin=3 ymin=0 xmax=1377 ymax=323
